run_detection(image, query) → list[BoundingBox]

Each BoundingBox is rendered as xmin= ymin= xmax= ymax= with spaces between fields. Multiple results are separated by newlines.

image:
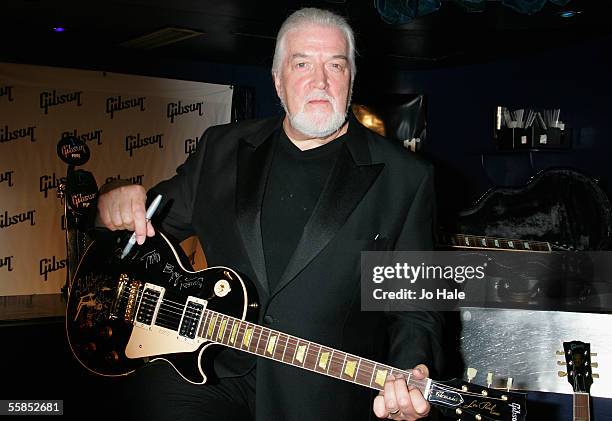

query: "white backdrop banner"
xmin=0 ymin=62 xmax=233 ymax=296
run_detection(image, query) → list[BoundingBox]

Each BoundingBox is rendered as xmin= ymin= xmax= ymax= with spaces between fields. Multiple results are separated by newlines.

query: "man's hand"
xmin=96 ymin=184 xmax=155 ymax=245
xmin=373 ymin=364 xmax=430 ymax=420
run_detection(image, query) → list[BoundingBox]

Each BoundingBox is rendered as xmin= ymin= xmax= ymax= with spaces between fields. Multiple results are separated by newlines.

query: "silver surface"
xmin=459 ymin=307 xmax=611 ymax=398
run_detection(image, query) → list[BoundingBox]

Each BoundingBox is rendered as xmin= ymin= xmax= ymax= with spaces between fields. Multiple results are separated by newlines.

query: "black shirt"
xmin=262 ymin=129 xmax=343 ymax=292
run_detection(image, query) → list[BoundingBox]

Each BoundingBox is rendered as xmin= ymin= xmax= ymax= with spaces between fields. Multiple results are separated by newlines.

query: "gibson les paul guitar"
xmin=66 ymin=229 xmax=527 ymax=421
xmin=559 ymin=341 xmax=598 ymax=421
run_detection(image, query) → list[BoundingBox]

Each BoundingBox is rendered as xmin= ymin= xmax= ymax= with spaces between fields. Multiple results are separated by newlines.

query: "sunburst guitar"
xmin=66 ymin=228 xmax=527 ymax=421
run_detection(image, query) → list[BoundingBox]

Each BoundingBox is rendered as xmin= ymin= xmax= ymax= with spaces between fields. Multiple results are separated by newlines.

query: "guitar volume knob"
xmin=100 ymin=326 xmax=113 ymax=339
xmin=83 ymin=342 xmax=97 ymax=353
xmin=106 ymin=350 xmax=120 ymax=363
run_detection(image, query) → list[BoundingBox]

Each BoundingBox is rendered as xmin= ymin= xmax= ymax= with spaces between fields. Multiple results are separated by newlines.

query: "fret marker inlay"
xmin=217 ymin=318 xmax=227 ymax=340
xmin=375 ymin=369 xmax=388 ymax=387
xmin=296 ymin=345 xmax=306 ymax=363
xmin=267 ymin=335 xmax=277 ymax=355
xmin=207 ymin=315 xmax=217 ymax=338
xmin=243 ymin=327 xmax=253 ymax=347
xmin=230 ymin=322 xmax=238 ymax=344
xmin=318 ymin=352 xmax=330 ymax=370
xmin=345 ymin=360 xmax=357 ymax=378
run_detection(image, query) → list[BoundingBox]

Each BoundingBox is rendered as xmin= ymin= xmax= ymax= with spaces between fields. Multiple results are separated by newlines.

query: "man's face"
xmin=274 ymin=24 xmax=351 ymax=138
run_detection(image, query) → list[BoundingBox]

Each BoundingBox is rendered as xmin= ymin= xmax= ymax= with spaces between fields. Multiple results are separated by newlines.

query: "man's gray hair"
xmin=271 ymin=8 xmax=356 ymax=85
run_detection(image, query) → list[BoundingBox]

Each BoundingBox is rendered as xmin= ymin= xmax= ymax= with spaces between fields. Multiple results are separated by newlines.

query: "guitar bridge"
xmin=110 ymin=273 xmax=143 ymax=322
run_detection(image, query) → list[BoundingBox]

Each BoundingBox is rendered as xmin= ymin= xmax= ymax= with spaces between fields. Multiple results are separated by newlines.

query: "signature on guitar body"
xmin=66 ymin=229 xmax=528 ymax=421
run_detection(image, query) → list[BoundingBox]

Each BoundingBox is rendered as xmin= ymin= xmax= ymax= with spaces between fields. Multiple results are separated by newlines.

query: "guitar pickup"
xmin=178 ymin=297 xmax=207 ymax=342
xmin=134 ymin=283 xmax=165 ymax=329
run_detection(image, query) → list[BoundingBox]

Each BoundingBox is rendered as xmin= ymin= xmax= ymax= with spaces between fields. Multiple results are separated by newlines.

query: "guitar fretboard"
xmin=438 ymin=233 xmax=552 ymax=253
xmin=196 ymin=308 xmax=429 ymax=395
xmin=574 ymin=392 xmax=590 ymax=421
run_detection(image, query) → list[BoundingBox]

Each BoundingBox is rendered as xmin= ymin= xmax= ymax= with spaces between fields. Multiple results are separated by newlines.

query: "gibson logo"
xmin=62 ymin=129 xmax=103 ymax=146
xmin=125 ymin=133 xmax=163 ymax=157
xmin=510 ymin=403 xmax=522 ymax=421
xmin=40 ymin=173 xmax=67 ymax=198
xmin=71 ymin=192 xmax=97 ymax=209
xmin=106 ymin=95 xmax=146 ymax=119
xmin=60 ymin=143 xmax=87 ymax=158
xmin=0 ymin=125 xmax=36 ymax=144
xmin=105 ymin=174 xmax=144 ymax=185
xmin=39 ymin=90 xmax=83 ymax=114
xmin=0 ymin=85 xmax=14 ymax=102
xmin=167 ymin=100 xmax=204 ymax=123
xmin=184 ymin=136 xmax=200 ymax=155
xmin=0 ymin=170 xmax=14 ymax=187
xmin=1 ymin=255 xmax=14 ymax=272
xmin=40 ymin=255 xmax=67 ymax=281
xmin=0 ymin=209 xmax=36 ymax=229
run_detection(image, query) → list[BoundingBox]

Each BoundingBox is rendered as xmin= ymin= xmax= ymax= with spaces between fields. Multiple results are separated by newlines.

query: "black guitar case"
xmin=453 ymin=168 xmax=612 ymax=251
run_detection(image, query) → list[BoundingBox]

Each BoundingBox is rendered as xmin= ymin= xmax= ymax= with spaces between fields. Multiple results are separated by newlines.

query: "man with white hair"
xmin=97 ymin=7 xmax=443 ymax=421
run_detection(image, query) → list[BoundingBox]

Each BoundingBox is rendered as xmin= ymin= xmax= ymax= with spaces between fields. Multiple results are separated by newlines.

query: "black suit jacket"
xmin=151 ymin=112 xmax=444 ymax=420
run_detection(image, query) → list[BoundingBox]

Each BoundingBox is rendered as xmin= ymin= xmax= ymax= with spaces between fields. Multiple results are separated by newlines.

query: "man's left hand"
xmin=372 ymin=364 xmax=430 ymax=420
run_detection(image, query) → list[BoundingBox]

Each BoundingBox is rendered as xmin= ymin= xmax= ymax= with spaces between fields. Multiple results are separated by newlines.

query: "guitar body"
xmin=65 ymin=230 xmax=259 ymax=383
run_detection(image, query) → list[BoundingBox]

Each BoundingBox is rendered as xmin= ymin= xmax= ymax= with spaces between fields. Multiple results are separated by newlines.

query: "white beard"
xmin=283 ymin=92 xmax=347 ymax=138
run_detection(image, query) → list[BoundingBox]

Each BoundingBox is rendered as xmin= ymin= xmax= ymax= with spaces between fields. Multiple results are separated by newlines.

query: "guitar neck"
xmin=438 ymin=233 xmax=552 ymax=253
xmin=197 ymin=308 xmax=429 ymax=395
xmin=574 ymin=392 xmax=590 ymax=421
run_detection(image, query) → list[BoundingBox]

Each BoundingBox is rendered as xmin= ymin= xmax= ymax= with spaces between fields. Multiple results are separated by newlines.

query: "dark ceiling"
xmin=1 ymin=0 xmax=611 ymax=73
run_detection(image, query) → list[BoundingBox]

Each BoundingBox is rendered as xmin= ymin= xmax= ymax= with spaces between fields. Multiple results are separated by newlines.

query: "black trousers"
xmin=119 ymin=362 xmax=256 ymax=421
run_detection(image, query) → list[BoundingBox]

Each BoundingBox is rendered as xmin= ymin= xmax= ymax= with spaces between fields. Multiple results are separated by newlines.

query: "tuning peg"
xmin=487 ymin=371 xmax=494 ymax=388
xmin=506 ymin=377 xmax=513 ymax=391
xmin=558 ymin=371 xmax=567 ymax=377
xmin=591 ymin=362 xmax=598 ymax=368
xmin=557 ymin=360 xmax=567 ymax=366
xmin=466 ymin=367 xmax=477 ymax=383
xmin=591 ymin=352 xmax=598 ymax=357
xmin=556 ymin=350 xmax=565 ymax=355
xmin=592 ymin=373 xmax=600 ymax=379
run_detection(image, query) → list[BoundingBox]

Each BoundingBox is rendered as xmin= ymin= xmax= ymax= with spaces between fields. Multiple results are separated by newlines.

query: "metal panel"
xmin=459 ymin=307 xmax=611 ymax=398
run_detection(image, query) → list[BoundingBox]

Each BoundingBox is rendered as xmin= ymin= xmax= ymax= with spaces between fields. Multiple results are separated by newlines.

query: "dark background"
xmin=2 ymin=0 xmax=612 ymax=419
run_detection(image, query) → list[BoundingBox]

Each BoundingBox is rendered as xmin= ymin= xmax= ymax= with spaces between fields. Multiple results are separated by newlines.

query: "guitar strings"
xmin=202 ymin=308 xmax=430 ymax=392
xmin=115 ymin=288 xmax=433 ymax=391
xmin=114 ymin=287 xmax=520 ymax=406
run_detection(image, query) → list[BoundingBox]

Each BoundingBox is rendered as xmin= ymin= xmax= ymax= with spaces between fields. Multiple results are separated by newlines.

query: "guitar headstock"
xmin=428 ymin=377 xmax=527 ymax=421
xmin=558 ymin=341 xmax=597 ymax=393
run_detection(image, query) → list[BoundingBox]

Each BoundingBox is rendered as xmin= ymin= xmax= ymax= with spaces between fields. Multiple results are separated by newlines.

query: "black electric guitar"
xmin=560 ymin=341 xmax=597 ymax=421
xmin=66 ymin=229 xmax=527 ymax=421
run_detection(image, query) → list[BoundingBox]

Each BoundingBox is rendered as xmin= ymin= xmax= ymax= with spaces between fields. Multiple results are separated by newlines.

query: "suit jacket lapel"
xmin=272 ymin=118 xmax=384 ymax=296
xmin=236 ymin=116 xmax=283 ymax=295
